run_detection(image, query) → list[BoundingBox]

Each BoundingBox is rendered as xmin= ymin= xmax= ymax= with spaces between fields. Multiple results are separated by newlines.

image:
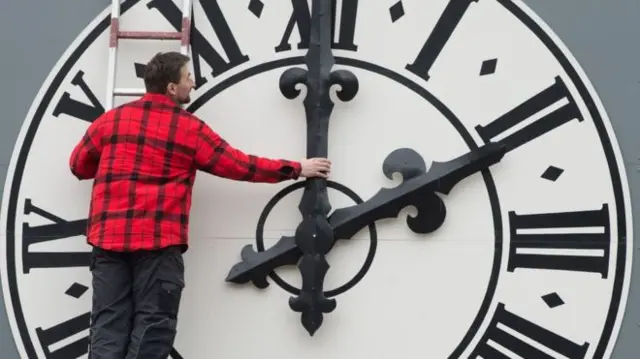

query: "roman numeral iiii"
xmin=470 ymin=303 xmax=589 ymax=358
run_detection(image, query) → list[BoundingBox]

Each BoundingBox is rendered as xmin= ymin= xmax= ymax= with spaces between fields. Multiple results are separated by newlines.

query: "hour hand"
xmin=225 ymin=142 xmax=506 ymax=287
xmin=329 ymin=142 xmax=506 ymax=239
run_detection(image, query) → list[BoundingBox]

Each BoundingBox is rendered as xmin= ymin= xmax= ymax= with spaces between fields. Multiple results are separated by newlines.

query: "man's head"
xmin=143 ymin=52 xmax=194 ymax=105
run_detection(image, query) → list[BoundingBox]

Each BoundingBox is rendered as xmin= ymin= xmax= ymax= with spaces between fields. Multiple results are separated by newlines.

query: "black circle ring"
xmin=255 ymin=180 xmax=378 ymax=297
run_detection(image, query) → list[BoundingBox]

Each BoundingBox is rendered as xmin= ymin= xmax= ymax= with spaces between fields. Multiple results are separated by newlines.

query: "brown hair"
xmin=143 ymin=51 xmax=190 ymax=94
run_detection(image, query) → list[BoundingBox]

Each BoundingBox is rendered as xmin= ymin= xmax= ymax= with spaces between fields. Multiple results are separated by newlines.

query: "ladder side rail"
xmin=105 ymin=0 xmax=121 ymax=110
xmin=180 ymin=0 xmax=192 ymax=55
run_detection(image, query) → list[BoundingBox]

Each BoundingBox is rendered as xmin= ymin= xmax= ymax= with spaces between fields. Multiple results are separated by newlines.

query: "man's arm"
xmin=69 ymin=119 xmax=104 ymax=180
xmin=193 ymin=121 xmax=302 ymax=183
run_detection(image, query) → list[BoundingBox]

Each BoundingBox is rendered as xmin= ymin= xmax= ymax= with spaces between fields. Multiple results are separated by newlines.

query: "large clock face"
xmin=0 ymin=0 xmax=633 ymax=358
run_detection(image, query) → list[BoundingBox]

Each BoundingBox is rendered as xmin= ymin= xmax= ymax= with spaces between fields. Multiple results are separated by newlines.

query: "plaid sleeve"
xmin=193 ymin=120 xmax=301 ymax=183
xmin=69 ymin=116 xmax=104 ymax=180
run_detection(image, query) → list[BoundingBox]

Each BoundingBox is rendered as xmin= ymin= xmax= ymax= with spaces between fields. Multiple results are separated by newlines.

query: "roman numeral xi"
xmin=508 ymin=204 xmax=611 ymax=278
xmin=52 ymin=70 xmax=104 ymax=124
xmin=148 ymin=0 xmax=250 ymax=88
xmin=22 ymin=199 xmax=89 ymax=274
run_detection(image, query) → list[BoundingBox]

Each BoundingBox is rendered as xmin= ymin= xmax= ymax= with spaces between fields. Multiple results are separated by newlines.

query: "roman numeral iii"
xmin=508 ymin=204 xmax=611 ymax=278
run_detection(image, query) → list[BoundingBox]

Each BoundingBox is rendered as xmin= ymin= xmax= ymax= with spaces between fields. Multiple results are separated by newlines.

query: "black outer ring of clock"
xmin=1 ymin=1 xmax=628 ymax=359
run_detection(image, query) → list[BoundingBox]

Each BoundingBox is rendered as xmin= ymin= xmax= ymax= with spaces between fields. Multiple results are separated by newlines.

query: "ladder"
xmin=105 ymin=0 xmax=193 ymax=110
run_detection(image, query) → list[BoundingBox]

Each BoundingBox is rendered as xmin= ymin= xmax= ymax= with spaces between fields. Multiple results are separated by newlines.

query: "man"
xmin=69 ymin=51 xmax=331 ymax=358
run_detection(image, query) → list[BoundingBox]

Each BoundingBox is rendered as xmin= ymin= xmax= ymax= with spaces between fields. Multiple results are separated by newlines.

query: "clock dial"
xmin=0 ymin=0 xmax=631 ymax=358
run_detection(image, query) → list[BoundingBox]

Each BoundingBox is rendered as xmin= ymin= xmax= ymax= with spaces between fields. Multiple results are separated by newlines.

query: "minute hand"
xmin=329 ymin=142 xmax=506 ymax=240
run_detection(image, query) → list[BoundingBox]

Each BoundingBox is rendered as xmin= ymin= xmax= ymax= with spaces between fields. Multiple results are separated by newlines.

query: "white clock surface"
xmin=0 ymin=0 xmax=633 ymax=358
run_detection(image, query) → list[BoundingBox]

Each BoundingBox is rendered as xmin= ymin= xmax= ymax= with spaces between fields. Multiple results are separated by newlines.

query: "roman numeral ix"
xmin=22 ymin=199 xmax=89 ymax=274
xmin=508 ymin=204 xmax=611 ymax=278
xmin=470 ymin=303 xmax=589 ymax=358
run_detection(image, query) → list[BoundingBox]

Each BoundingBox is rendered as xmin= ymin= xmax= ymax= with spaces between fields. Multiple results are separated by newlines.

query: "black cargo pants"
xmin=88 ymin=244 xmax=185 ymax=359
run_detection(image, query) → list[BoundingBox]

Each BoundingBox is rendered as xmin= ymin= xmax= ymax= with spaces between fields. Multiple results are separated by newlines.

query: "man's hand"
xmin=300 ymin=158 xmax=331 ymax=178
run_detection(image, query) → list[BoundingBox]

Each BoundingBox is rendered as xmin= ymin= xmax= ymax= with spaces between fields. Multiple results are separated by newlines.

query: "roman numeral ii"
xmin=476 ymin=76 xmax=583 ymax=152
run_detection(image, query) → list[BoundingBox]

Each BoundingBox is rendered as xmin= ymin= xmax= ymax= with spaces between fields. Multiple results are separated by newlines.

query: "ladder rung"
xmin=117 ymin=31 xmax=182 ymax=40
xmin=114 ymin=88 xmax=146 ymax=96
xmin=105 ymin=0 xmax=193 ymax=110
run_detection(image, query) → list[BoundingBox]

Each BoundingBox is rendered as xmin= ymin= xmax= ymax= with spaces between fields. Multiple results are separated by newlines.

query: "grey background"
xmin=0 ymin=0 xmax=638 ymax=357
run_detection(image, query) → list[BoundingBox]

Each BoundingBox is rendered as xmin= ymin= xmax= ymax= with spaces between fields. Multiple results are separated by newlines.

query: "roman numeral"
xmin=36 ymin=311 xmax=90 ymax=359
xmin=470 ymin=303 xmax=589 ymax=358
xmin=475 ymin=76 xmax=584 ymax=152
xmin=52 ymin=70 xmax=104 ymax=123
xmin=22 ymin=199 xmax=89 ymax=274
xmin=275 ymin=0 xmax=359 ymax=52
xmin=148 ymin=0 xmax=250 ymax=88
xmin=405 ymin=0 xmax=478 ymax=81
xmin=508 ymin=204 xmax=610 ymax=278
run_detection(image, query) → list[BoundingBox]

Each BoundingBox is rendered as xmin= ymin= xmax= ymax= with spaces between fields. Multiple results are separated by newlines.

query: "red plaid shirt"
xmin=69 ymin=93 xmax=301 ymax=252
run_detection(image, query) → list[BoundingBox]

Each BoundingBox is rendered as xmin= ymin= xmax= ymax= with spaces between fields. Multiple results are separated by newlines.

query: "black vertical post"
xmin=279 ymin=0 xmax=359 ymax=335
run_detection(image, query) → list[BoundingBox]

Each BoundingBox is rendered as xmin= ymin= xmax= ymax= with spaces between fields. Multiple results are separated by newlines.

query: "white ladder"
xmin=105 ymin=0 xmax=193 ymax=110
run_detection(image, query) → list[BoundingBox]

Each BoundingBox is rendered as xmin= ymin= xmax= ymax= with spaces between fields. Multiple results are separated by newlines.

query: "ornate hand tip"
xmin=406 ymin=192 xmax=447 ymax=234
xmin=290 ymin=295 xmax=336 ymax=336
xmin=225 ymin=244 xmax=272 ymax=288
xmin=225 ymin=262 xmax=252 ymax=284
xmin=382 ymin=148 xmax=427 ymax=181
xmin=279 ymin=67 xmax=308 ymax=99
xmin=252 ymin=276 xmax=270 ymax=289
xmin=330 ymin=69 xmax=359 ymax=102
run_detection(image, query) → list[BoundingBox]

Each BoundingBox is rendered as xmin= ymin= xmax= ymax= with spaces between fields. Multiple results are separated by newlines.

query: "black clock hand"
xmin=273 ymin=0 xmax=358 ymax=336
xmin=225 ymin=235 xmax=299 ymax=289
xmin=329 ymin=141 xmax=506 ymax=239
xmin=226 ymin=142 xmax=505 ymax=284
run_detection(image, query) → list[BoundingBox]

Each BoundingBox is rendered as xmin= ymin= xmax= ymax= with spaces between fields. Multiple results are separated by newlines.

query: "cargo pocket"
xmin=155 ymin=248 xmax=185 ymax=320
xmin=156 ymin=279 xmax=184 ymax=320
